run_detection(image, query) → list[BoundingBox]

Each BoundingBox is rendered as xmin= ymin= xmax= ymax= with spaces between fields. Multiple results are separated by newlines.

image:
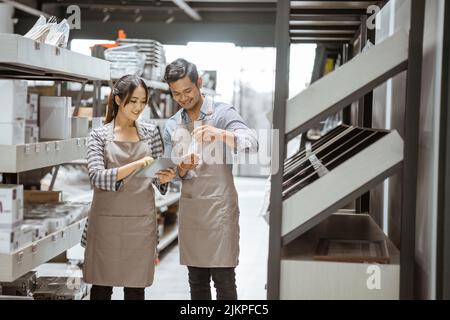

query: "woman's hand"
xmin=155 ymin=168 xmax=176 ymax=184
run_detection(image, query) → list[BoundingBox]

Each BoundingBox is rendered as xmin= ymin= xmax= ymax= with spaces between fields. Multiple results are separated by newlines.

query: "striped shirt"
xmin=81 ymin=120 xmax=167 ymax=247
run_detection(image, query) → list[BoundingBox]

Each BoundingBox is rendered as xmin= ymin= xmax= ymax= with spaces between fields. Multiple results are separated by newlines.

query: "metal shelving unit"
xmin=0 ymin=218 xmax=87 ymax=282
xmin=0 ymin=34 xmax=110 ymax=82
xmin=0 ymin=33 xmax=111 ymax=283
xmin=268 ymin=0 xmax=425 ymax=300
xmin=0 ymin=138 xmax=88 ymax=173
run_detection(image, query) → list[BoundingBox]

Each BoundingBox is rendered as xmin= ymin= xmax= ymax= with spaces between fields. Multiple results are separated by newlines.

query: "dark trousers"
xmin=90 ymin=285 xmax=145 ymax=300
xmin=187 ymin=266 xmax=237 ymax=300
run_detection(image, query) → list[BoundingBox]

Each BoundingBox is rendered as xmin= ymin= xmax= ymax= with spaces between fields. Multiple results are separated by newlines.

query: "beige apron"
xmin=173 ymin=97 xmax=240 ymax=268
xmin=83 ymin=124 xmax=157 ymax=288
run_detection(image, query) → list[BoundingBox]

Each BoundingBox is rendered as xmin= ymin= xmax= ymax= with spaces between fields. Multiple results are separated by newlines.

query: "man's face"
xmin=169 ymin=75 xmax=202 ymax=110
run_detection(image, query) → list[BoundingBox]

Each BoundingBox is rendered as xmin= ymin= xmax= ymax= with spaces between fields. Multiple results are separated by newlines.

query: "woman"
xmin=82 ymin=75 xmax=176 ymax=300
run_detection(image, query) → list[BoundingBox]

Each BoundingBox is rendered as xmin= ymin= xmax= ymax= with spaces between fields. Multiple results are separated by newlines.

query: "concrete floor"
xmin=110 ymin=176 xmax=270 ymax=300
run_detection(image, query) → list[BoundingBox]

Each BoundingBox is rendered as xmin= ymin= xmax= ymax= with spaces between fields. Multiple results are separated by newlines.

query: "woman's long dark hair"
xmin=105 ymin=75 xmax=149 ymax=124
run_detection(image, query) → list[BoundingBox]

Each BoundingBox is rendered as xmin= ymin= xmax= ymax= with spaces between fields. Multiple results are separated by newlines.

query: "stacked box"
xmin=0 ymin=185 xmax=24 ymax=227
xmin=25 ymin=93 xmax=40 ymax=143
xmin=0 ymin=80 xmax=27 ymax=145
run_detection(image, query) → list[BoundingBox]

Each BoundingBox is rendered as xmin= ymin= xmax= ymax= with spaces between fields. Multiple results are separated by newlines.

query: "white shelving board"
xmin=0 ymin=138 xmax=88 ymax=173
xmin=280 ymin=213 xmax=400 ymax=300
xmin=156 ymin=191 xmax=180 ymax=212
xmin=285 ymin=31 xmax=409 ymax=138
xmin=0 ymin=34 xmax=110 ymax=81
xmin=157 ymin=223 xmax=178 ymax=252
xmin=282 ymin=130 xmax=404 ymax=244
xmin=0 ymin=218 xmax=87 ymax=282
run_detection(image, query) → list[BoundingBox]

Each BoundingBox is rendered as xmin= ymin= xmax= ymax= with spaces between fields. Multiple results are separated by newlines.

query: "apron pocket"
xmin=179 ymin=196 xmax=226 ymax=230
xmin=95 ymin=215 xmax=156 ymax=251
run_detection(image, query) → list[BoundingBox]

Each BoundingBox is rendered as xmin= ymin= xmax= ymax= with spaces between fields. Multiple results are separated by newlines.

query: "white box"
xmin=0 ymin=227 xmax=21 ymax=253
xmin=39 ymin=96 xmax=72 ymax=140
xmin=0 ymin=185 xmax=24 ymax=227
xmin=0 ymin=80 xmax=27 ymax=122
xmin=26 ymin=93 xmax=39 ymax=121
xmin=71 ymin=117 xmax=89 ymax=138
xmin=0 ymin=225 xmax=31 ymax=253
xmin=0 ymin=120 xmax=25 ymax=145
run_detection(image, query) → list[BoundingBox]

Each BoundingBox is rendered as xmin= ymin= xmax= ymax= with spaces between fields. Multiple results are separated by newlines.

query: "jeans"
xmin=90 ymin=285 xmax=145 ymax=300
xmin=187 ymin=266 xmax=237 ymax=300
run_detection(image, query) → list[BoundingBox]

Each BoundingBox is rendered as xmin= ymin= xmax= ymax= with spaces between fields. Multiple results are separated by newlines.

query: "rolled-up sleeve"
xmin=217 ymin=106 xmax=259 ymax=154
xmin=150 ymin=125 xmax=169 ymax=195
xmin=87 ymin=129 xmax=121 ymax=192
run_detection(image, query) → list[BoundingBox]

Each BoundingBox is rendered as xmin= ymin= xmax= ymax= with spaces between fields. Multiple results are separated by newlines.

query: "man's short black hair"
xmin=164 ymin=58 xmax=199 ymax=85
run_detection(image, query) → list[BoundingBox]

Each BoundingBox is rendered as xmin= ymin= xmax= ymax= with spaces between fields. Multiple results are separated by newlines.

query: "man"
xmin=163 ymin=58 xmax=258 ymax=300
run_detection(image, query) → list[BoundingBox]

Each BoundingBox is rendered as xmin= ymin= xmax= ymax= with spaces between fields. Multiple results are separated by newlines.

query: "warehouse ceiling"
xmin=10 ymin=1 xmax=387 ymax=46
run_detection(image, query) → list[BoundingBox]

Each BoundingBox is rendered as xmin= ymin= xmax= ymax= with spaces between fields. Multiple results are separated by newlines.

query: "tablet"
xmin=135 ymin=157 xmax=181 ymax=178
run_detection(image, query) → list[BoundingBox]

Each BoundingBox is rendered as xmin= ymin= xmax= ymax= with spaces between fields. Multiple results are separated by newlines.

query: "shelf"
xmin=144 ymin=78 xmax=218 ymax=96
xmin=0 ymin=218 xmax=87 ymax=282
xmin=144 ymin=79 xmax=169 ymax=91
xmin=0 ymin=138 xmax=88 ymax=173
xmin=157 ymin=223 xmax=178 ymax=252
xmin=282 ymin=130 xmax=404 ymax=244
xmin=0 ymin=34 xmax=110 ymax=82
xmin=156 ymin=191 xmax=180 ymax=212
xmin=280 ymin=213 xmax=400 ymax=299
xmin=285 ymin=31 xmax=409 ymax=139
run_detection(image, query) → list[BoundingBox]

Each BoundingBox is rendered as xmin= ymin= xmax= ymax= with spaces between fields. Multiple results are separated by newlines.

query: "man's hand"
xmin=177 ymin=153 xmax=200 ymax=178
xmin=192 ymin=125 xmax=225 ymax=143
xmin=192 ymin=125 xmax=236 ymax=149
xmin=155 ymin=168 xmax=176 ymax=184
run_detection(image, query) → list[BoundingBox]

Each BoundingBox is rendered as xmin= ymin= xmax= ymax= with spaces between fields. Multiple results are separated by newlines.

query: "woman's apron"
xmin=83 ymin=125 xmax=157 ymax=288
xmin=172 ymin=96 xmax=240 ymax=268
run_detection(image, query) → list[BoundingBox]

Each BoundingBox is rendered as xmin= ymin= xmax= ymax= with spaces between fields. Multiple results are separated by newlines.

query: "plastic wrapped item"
xmin=45 ymin=19 xmax=70 ymax=48
xmin=104 ymin=44 xmax=146 ymax=79
xmin=24 ymin=16 xmax=69 ymax=48
xmin=23 ymin=15 xmax=49 ymax=42
xmin=0 ymin=271 xmax=37 ymax=297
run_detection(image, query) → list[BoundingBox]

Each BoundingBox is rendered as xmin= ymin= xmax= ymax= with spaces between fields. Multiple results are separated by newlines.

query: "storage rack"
xmin=0 ymin=34 xmax=110 ymax=282
xmin=268 ymin=0 xmax=425 ymax=299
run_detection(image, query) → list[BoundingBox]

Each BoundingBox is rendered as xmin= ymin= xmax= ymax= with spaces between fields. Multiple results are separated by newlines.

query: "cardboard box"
xmin=71 ymin=117 xmax=89 ymax=138
xmin=0 ymin=120 xmax=25 ymax=145
xmin=24 ymin=190 xmax=62 ymax=204
xmin=0 ymin=80 xmax=27 ymax=122
xmin=0 ymin=185 xmax=24 ymax=227
xmin=39 ymin=96 xmax=72 ymax=140
xmin=26 ymin=93 xmax=39 ymax=121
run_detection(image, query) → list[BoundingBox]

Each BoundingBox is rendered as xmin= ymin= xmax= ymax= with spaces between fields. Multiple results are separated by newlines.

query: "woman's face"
xmin=116 ymin=86 xmax=147 ymax=121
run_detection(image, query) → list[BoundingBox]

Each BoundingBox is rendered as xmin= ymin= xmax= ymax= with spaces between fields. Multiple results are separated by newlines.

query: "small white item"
xmin=26 ymin=93 xmax=39 ymax=121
